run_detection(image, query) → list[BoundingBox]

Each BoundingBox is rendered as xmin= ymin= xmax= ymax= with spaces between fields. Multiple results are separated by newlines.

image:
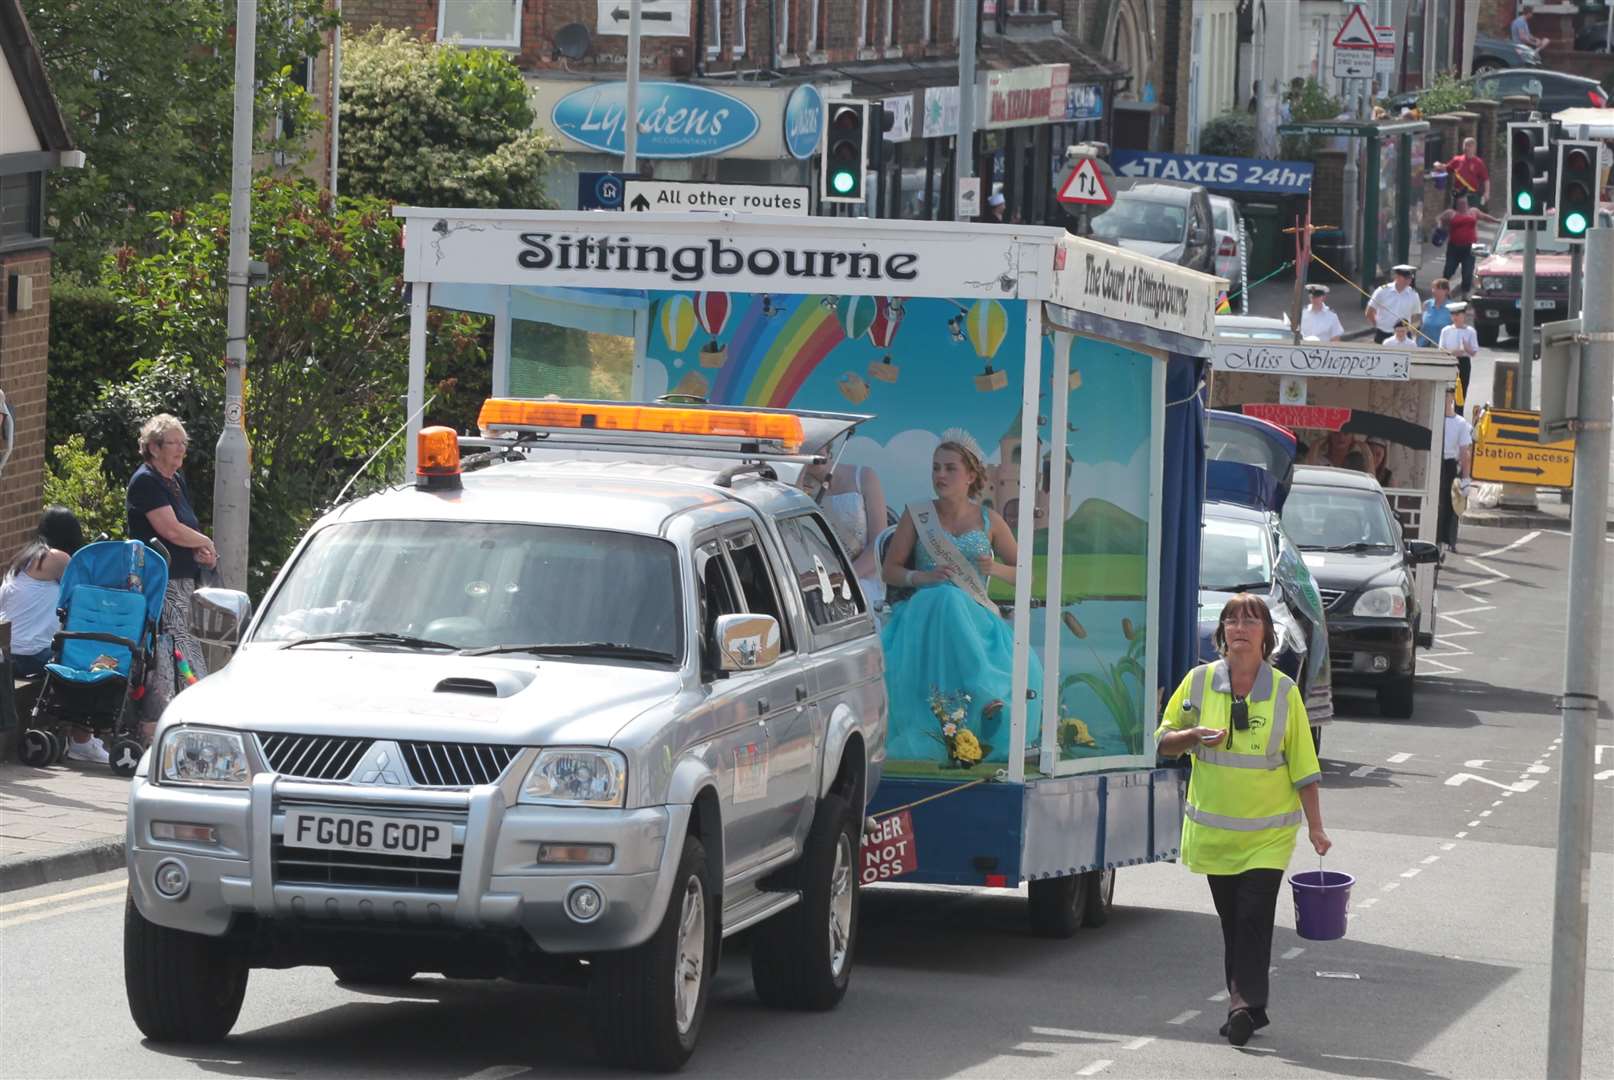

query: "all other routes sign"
xmin=623 ymin=180 xmax=810 ymax=216
xmin=1110 ymin=150 xmax=1313 ymax=195
xmin=1057 ymin=157 xmax=1113 ymax=206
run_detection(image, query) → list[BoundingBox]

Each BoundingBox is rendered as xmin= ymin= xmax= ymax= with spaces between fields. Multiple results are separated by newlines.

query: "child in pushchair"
xmin=18 ymin=540 xmax=168 ymax=775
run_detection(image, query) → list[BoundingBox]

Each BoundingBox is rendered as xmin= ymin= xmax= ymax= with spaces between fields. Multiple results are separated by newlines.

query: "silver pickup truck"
xmin=122 ymin=402 xmax=887 ymax=1071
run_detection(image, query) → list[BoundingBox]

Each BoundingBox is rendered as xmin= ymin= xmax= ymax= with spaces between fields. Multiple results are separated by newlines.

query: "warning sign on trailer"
xmin=1057 ymin=158 xmax=1113 ymax=206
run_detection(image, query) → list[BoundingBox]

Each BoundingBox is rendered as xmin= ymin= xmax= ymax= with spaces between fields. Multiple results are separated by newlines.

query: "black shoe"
xmin=1227 ymin=1008 xmax=1255 ymax=1047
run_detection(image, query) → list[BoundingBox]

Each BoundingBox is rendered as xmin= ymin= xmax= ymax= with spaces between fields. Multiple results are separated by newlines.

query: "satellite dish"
xmin=555 ymin=23 xmax=592 ymax=60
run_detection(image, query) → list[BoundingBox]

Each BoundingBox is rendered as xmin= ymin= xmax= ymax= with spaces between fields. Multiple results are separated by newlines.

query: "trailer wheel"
xmin=1081 ymin=868 xmax=1116 ymax=928
xmin=1028 ymin=872 xmax=1090 ymax=939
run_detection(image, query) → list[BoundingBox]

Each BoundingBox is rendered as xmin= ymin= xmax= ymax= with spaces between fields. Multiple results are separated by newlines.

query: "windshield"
xmin=254 ymin=520 xmax=683 ymax=660
xmin=1211 ymin=203 xmax=1232 ymax=232
xmin=1495 ymin=226 xmax=1578 ymax=256
xmin=1281 ymin=488 xmax=1400 ymax=550
xmin=1200 ymin=518 xmax=1272 ymax=592
xmin=1091 ymin=199 xmax=1187 ymax=244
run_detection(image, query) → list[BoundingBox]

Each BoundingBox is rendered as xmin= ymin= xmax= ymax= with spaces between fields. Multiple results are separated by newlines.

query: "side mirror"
xmin=1407 ymin=540 xmax=1441 ymax=565
xmin=713 ymin=613 xmax=781 ymax=673
xmin=190 ymin=587 xmax=253 ymax=650
xmin=1473 ymin=243 xmax=1490 ymax=258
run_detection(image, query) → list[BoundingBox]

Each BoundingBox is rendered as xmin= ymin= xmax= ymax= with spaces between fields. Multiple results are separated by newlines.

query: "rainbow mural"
xmin=708 ymin=294 xmax=846 ymax=407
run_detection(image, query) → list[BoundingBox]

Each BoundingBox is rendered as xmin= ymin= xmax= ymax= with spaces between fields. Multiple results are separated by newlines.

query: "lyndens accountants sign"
xmin=547 ymin=82 xmax=760 ymax=159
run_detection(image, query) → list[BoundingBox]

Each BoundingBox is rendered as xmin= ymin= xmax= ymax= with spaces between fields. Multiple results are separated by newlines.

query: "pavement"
xmin=0 ymin=758 xmax=129 ymax=892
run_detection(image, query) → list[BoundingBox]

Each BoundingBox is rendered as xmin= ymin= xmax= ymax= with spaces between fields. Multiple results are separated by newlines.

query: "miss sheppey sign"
xmin=1212 ymin=340 xmax=1412 ymax=381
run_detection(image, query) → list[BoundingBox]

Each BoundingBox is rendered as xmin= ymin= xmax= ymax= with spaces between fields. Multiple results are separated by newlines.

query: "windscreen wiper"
xmin=1322 ymin=542 xmax=1393 ymax=552
xmin=282 ymin=631 xmax=458 ymax=651
xmin=460 ymin=642 xmax=676 ymax=662
xmin=1211 ymin=581 xmax=1273 ymax=593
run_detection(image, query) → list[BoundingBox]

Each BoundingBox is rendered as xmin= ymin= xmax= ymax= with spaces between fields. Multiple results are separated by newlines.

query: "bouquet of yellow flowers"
xmin=926 ymin=687 xmax=990 ymax=768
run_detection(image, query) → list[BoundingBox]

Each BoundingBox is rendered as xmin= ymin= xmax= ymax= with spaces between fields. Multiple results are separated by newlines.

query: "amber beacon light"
xmin=477 ymin=399 xmax=806 ymax=452
xmin=416 ymin=425 xmax=462 ymax=490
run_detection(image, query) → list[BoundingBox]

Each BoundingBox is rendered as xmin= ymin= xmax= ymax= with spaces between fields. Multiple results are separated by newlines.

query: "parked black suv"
xmin=1280 ymin=467 xmax=1440 ymax=718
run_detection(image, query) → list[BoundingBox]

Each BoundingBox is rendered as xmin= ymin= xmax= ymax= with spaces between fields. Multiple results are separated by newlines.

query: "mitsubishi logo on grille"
xmin=353 ymin=741 xmax=410 ymax=786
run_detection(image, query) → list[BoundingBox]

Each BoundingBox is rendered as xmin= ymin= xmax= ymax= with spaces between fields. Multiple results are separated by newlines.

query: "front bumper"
xmin=1326 ymin=616 xmax=1416 ymax=683
xmin=126 ymin=772 xmax=687 ymax=954
xmin=1471 ymin=295 xmax=1568 ymax=327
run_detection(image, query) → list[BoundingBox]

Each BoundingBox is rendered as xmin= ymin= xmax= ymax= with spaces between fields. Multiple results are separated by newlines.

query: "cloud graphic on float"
xmin=841 ymin=429 xmax=943 ymax=514
xmin=641 ymin=360 xmax=669 ymax=401
xmin=1063 ymin=442 xmax=1149 ymax=520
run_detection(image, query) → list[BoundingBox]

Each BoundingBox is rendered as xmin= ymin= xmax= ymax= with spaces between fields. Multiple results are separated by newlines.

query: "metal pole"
xmin=1519 ymin=223 xmax=1538 ymax=409
xmin=1569 ymin=243 xmax=1583 ymax=319
xmin=1546 ymin=224 xmax=1613 ymax=1080
xmin=954 ymin=0 xmax=977 ymax=222
xmin=624 ymin=0 xmax=642 ymax=174
xmin=329 ymin=0 xmax=341 ymax=196
xmin=213 ymin=0 xmax=256 ymax=593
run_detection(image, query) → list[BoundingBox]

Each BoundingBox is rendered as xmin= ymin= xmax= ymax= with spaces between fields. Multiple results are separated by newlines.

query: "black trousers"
xmin=1439 ymin=456 xmax=1460 ymax=548
xmin=1444 ymin=243 xmax=1476 ymax=294
xmin=1207 ymin=868 xmax=1284 ymax=1019
xmin=1456 ymin=354 xmax=1472 ymax=400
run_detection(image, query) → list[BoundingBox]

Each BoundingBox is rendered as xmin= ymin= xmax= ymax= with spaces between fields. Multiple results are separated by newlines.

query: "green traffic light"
xmin=1515 ymin=190 xmax=1534 ymax=212
xmin=1564 ymin=211 xmax=1588 ymax=236
xmin=831 ymin=171 xmax=855 ymax=195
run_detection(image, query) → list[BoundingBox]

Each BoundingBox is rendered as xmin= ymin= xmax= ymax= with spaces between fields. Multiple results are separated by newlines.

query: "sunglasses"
xmin=1231 ymin=698 xmax=1250 ymax=731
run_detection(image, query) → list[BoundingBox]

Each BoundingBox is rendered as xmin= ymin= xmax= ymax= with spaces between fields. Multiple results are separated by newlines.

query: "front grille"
xmin=1535 ymin=277 xmax=1569 ymax=297
xmin=1330 ymin=652 xmax=1355 ymax=675
xmin=258 ymin=734 xmax=373 ymax=781
xmin=271 ymin=837 xmax=463 ymax=892
xmin=400 ymin=742 xmax=520 ymax=787
xmin=1318 ymin=588 xmax=1346 ymax=610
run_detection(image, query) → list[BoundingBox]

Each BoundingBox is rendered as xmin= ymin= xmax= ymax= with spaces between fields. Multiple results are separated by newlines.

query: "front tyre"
xmin=124 ymin=894 xmax=247 ymax=1042
xmin=589 ymin=835 xmax=715 ymax=1071
xmin=752 ymin=793 xmax=859 ymax=1010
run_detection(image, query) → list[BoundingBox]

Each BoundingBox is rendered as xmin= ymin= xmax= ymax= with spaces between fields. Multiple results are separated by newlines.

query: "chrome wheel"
xmin=827 ymin=832 xmax=854 ymax=979
xmin=673 ymin=875 xmax=706 ymax=1035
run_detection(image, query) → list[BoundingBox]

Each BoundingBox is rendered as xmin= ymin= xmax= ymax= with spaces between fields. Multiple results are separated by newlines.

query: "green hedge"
xmin=46 ymin=280 xmax=141 ymax=451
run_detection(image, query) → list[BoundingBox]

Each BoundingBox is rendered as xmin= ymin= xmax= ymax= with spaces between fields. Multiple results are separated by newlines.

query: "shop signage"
xmin=1111 ymin=150 xmax=1314 ymax=195
xmin=984 ymin=63 xmax=1069 ymax=129
xmin=1211 ymin=340 xmax=1411 ymax=380
xmin=623 ymin=180 xmax=810 ymax=216
xmin=783 ymin=83 xmax=823 ymax=160
xmin=860 ymin=811 xmax=917 ymax=884
xmin=577 ymin=171 xmax=626 ymax=211
xmin=882 ymin=95 xmax=914 ymax=142
xmin=1066 ymin=83 xmax=1104 ymax=122
xmin=1049 ymin=237 xmax=1218 ymax=340
xmin=550 ymin=82 xmax=760 ymax=158
xmin=1242 ymin=403 xmax=1353 ymax=430
xmin=923 ymin=85 xmax=960 ymax=138
xmin=595 ymin=0 xmax=691 ymax=36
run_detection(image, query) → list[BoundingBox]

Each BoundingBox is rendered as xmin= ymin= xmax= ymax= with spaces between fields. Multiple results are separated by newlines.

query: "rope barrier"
xmin=871 ymin=775 xmax=996 ymax=819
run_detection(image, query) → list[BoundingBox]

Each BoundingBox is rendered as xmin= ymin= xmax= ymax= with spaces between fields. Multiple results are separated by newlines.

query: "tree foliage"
xmin=29 ymin=0 xmax=341 ymax=276
xmin=1199 ymin=111 xmax=1257 ymax=159
xmin=43 ymin=435 xmax=126 ymax=542
xmin=46 ymin=279 xmax=140 ymax=449
xmin=91 ymin=179 xmax=487 ymax=593
xmin=1280 ymin=78 xmax=1345 ymax=161
xmin=338 ymin=29 xmax=556 ymax=209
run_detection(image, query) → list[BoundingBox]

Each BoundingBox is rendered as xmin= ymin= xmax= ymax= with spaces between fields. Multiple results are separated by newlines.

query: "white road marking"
xmin=462 ymin=1069 xmax=532 ymax=1080
xmin=1382 ymin=882 xmax=1400 ymax=891
xmin=1422 ymin=855 xmax=1441 ymax=864
xmin=1467 ymin=820 xmax=1481 ymax=827
xmin=1350 ymin=765 xmax=1384 ymax=778
xmin=1283 ymin=946 xmax=1306 ymax=959
xmin=1076 ymin=1061 xmax=1113 ymax=1076
xmin=1122 ymin=1036 xmax=1155 ymax=1051
xmin=1465 ymin=759 xmax=1492 ymax=768
xmin=1474 ymin=531 xmax=1539 ymax=559
xmin=1167 ymin=1010 xmax=1201 ymax=1025
xmin=1441 ymin=604 xmax=1495 ymax=618
xmin=1441 ymin=842 xmax=1456 ymax=850
xmin=1503 ymin=790 xmax=1514 ymax=797
xmin=1358 ymin=897 xmax=1379 ymax=908
xmin=1387 ymin=752 xmax=1413 ymax=764
xmin=1401 ymin=868 xmax=1422 ymax=878
xmin=1444 ymin=773 xmax=1539 ymax=792
xmin=1438 ymin=613 xmax=1476 ymax=630
xmin=1209 ymin=989 xmax=1230 ymax=1002
xmin=1526 ymin=763 xmax=1551 ymax=774
xmin=1419 ymin=656 xmax=1466 ymax=675
xmin=1480 ymin=810 xmax=1493 ymax=817
xmin=1493 ymin=799 xmax=1504 ymax=806
xmin=1462 ymin=557 xmax=1507 ymax=579
xmin=0 ymin=879 xmax=124 ymax=915
xmin=0 ymin=894 xmax=124 ymax=931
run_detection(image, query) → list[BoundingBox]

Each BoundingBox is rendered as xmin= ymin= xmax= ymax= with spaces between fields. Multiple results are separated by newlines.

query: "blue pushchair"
xmin=19 ymin=540 xmax=168 ymax=776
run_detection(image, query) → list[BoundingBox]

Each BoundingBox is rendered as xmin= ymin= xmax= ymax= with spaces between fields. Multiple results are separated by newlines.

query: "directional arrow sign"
xmin=1444 ymin=773 xmax=1540 ymax=793
xmin=596 ymin=0 xmax=690 ymax=35
xmin=629 ymin=193 xmax=651 ymax=211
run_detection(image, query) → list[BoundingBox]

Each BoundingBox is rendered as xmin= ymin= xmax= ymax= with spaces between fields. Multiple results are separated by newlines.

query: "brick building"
xmin=334 ymin=0 xmax=1185 ymax=225
xmin=0 ymin=0 xmax=81 ymax=562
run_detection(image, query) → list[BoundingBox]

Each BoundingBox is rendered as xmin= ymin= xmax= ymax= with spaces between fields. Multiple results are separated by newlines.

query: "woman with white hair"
xmin=126 ymin=413 xmax=217 ymax=735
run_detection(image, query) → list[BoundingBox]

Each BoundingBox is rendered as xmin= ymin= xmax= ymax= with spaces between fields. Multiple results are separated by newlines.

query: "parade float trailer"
xmin=1205 ymin=339 xmax=1457 ymax=642
xmin=397 ymin=207 xmax=1221 ymax=936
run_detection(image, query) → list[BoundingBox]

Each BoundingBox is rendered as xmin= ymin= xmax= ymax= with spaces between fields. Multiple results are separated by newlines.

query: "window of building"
xmin=883 ymin=0 xmax=897 ymax=46
xmin=437 ymin=0 xmax=521 ymax=47
xmin=707 ymin=0 xmax=723 ymax=56
xmin=778 ymin=0 xmax=792 ymax=57
xmin=809 ymin=0 xmax=826 ymax=53
xmin=858 ymin=0 xmax=869 ymax=49
xmin=733 ymin=0 xmax=747 ymax=56
xmin=0 ymin=172 xmax=45 ymax=248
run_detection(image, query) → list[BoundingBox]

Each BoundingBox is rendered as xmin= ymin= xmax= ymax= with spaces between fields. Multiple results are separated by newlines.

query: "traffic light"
xmin=820 ymin=100 xmax=869 ymax=204
xmin=1507 ymin=122 xmax=1552 ymax=220
xmin=1554 ymin=140 xmax=1599 ymax=240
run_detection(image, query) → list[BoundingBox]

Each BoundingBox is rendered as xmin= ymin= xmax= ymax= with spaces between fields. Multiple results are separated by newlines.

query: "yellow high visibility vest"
xmin=1155 ymin=661 xmax=1321 ymax=875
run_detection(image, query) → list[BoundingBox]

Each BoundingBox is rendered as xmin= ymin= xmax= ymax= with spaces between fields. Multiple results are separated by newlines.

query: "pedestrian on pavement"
xmin=1439 ymin=388 xmax=1474 ymax=554
xmin=1510 ymin=4 xmax=1549 ymax=50
xmin=1437 ymin=137 xmax=1491 ymax=209
xmin=985 ymin=191 xmax=1006 ymax=223
xmin=0 ymin=507 xmax=107 ymax=762
xmin=127 ymin=414 xmax=217 ymax=740
xmin=1155 ymin=593 xmax=1329 ymax=1048
xmin=1421 ymin=279 xmax=1454 ymax=346
xmin=1438 ymin=302 xmax=1480 ymax=399
xmin=1438 ymin=195 xmax=1499 ymax=297
xmin=1299 ymin=284 xmax=1345 ymax=341
xmin=1367 ymin=265 xmax=1422 ymax=343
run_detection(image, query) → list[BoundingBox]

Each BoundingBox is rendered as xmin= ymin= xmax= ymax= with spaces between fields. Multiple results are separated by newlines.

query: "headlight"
xmin=520 ymin=749 xmax=627 ymax=808
xmin=1353 ymin=586 xmax=1409 ymax=618
xmin=159 ymin=727 xmax=250 ymax=787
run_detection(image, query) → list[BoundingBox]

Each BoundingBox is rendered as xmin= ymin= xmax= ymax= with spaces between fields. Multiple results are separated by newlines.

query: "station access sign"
xmin=1333 ymin=5 xmax=1376 ymax=79
xmin=1472 ymin=408 xmax=1575 ymax=488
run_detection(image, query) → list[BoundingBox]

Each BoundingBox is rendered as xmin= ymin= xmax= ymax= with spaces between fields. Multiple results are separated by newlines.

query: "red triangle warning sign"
xmin=1334 ymin=6 xmax=1375 ymax=48
xmin=1057 ymin=158 xmax=1113 ymax=206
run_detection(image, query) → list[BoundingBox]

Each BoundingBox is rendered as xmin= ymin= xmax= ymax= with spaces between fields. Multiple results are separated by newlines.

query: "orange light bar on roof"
xmin=478 ymin=399 xmax=805 ymax=453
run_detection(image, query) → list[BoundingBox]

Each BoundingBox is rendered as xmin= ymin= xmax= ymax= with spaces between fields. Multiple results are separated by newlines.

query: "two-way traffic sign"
xmin=1056 ymin=158 xmax=1113 ymax=206
xmin=1472 ymin=408 xmax=1576 ymax=488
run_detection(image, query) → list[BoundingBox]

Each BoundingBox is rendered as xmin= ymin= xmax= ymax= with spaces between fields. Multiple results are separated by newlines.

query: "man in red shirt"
xmin=1439 ymin=194 xmax=1500 ymax=296
xmin=1439 ymin=138 xmax=1490 ymax=210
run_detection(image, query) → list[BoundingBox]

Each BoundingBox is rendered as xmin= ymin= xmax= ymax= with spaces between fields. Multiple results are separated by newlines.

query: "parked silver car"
xmin=122 ymin=402 xmax=887 ymax=1071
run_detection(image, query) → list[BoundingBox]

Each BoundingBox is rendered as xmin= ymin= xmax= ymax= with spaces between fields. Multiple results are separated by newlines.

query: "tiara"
xmin=938 ymin=427 xmax=986 ymax=465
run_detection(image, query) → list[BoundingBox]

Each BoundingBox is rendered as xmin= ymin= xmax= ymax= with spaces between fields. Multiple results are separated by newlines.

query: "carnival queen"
xmin=878 ymin=429 xmax=1043 ymax=765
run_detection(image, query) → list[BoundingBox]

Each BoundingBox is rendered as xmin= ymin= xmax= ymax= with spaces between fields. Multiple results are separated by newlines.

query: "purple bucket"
xmin=1290 ymin=869 xmax=1354 ymax=941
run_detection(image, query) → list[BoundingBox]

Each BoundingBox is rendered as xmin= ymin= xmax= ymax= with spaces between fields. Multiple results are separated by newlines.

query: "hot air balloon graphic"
xmin=659 ymin=294 xmax=697 ymax=353
xmin=866 ymin=297 xmax=905 ymax=384
xmin=673 ymin=369 xmax=710 ymax=398
xmin=838 ymin=295 xmax=878 ymax=343
xmin=695 ymin=291 xmax=731 ymax=369
xmin=837 ymin=371 xmax=870 ymax=404
xmin=966 ymin=299 xmax=1009 ymax=392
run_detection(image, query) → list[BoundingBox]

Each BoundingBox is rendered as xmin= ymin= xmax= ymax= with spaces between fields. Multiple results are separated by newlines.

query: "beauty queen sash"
xmin=909 ymin=501 xmax=998 ymax=615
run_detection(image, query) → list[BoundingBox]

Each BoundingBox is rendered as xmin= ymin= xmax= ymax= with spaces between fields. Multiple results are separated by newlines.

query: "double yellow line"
xmin=0 ymin=879 xmax=125 ymax=930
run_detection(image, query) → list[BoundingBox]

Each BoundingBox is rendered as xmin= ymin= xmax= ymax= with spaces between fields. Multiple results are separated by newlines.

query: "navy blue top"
xmin=127 ymin=463 xmax=200 ymax=581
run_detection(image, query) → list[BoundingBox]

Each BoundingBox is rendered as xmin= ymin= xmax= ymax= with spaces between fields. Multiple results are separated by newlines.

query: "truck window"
xmin=696 ymin=540 xmax=741 ymax=646
xmin=726 ymin=531 xmax=793 ymax=653
xmin=777 ymin=514 xmax=865 ymax=628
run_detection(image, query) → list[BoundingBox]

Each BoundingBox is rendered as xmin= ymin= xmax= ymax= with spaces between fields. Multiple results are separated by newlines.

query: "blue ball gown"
xmin=880 ymin=506 xmax=1043 ymax=765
